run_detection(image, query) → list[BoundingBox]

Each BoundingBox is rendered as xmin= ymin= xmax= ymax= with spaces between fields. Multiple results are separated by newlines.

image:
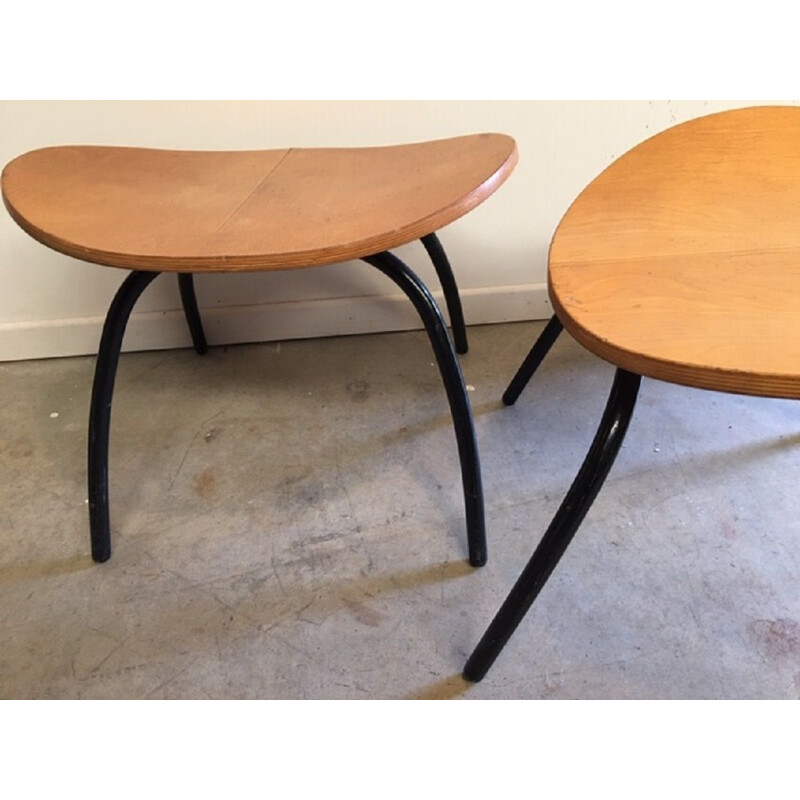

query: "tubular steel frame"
xmin=362 ymin=250 xmax=486 ymax=566
xmin=88 ymin=270 xmax=159 ymax=562
xmin=86 ymin=238 xmax=485 ymax=567
xmin=502 ymin=314 xmax=563 ymax=405
xmin=177 ymin=273 xmax=208 ymax=355
xmin=420 ymin=232 xmax=468 ymax=355
xmin=463 ymin=367 xmax=641 ymax=682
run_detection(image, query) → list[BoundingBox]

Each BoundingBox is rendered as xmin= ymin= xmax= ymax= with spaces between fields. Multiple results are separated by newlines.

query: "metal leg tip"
xmin=501 ymin=391 xmax=517 ymax=406
xmin=469 ymin=551 xmax=488 ymax=568
xmin=462 ymin=663 xmax=485 ymax=683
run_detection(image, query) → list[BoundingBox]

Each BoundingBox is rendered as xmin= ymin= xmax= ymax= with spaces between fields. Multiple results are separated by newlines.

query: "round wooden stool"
xmin=464 ymin=106 xmax=800 ymax=680
xmin=2 ymin=134 xmax=517 ymax=567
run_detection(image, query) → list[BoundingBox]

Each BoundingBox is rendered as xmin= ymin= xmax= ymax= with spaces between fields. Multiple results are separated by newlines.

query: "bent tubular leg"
xmin=363 ymin=250 xmax=486 ymax=567
xmin=178 ymin=273 xmax=208 ymax=355
xmin=88 ymin=270 xmax=160 ymax=562
xmin=421 ymin=233 xmax=468 ymax=355
xmin=464 ymin=368 xmax=641 ymax=681
xmin=502 ymin=314 xmax=564 ymax=405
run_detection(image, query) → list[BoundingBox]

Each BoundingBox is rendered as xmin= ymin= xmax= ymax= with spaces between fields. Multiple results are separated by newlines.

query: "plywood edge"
xmin=549 ymin=287 xmax=800 ymax=400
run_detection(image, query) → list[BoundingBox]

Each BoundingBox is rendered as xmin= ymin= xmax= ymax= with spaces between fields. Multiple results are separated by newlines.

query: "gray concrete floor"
xmin=1 ymin=320 xmax=799 ymax=699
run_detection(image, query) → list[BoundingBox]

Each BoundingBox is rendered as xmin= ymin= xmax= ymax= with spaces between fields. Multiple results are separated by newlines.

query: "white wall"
xmin=1 ymin=100 xmax=790 ymax=361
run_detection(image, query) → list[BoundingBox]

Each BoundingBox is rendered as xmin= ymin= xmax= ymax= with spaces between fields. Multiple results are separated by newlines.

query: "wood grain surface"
xmin=549 ymin=105 xmax=800 ymax=399
xmin=2 ymin=134 xmax=517 ymax=272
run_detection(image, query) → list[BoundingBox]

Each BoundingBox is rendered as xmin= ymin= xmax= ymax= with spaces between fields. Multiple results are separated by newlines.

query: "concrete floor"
xmin=1 ymin=320 xmax=799 ymax=699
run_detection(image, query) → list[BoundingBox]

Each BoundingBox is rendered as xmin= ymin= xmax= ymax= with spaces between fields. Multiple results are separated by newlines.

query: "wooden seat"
xmin=548 ymin=105 xmax=800 ymax=399
xmin=2 ymin=133 xmax=518 ymax=571
xmin=2 ymin=134 xmax=516 ymax=271
xmin=465 ymin=106 xmax=800 ymax=682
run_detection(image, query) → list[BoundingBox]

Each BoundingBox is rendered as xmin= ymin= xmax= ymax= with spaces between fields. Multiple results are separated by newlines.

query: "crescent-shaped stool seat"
xmin=2 ymin=133 xmax=518 ymax=570
xmin=2 ymin=135 xmax=516 ymax=271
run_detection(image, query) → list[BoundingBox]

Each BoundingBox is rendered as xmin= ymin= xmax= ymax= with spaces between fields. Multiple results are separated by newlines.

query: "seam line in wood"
xmin=211 ymin=148 xmax=293 ymax=237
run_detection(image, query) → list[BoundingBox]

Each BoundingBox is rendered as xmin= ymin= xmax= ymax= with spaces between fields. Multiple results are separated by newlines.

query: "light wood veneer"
xmin=549 ymin=106 xmax=800 ymax=399
xmin=2 ymin=134 xmax=517 ymax=272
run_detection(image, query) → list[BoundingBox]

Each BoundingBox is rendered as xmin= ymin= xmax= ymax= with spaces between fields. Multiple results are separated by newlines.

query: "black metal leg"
xmin=421 ymin=233 xmax=468 ymax=355
xmin=464 ymin=368 xmax=641 ymax=681
xmin=88 ymin=270 xmax=160 ymax=562
xmin=502 ymin=314 xmax=564 ymax=405
xmin=363 ymin=250 xmax=486 ymax=567
xmin=178 ymin=273 xmax=208 ymax=355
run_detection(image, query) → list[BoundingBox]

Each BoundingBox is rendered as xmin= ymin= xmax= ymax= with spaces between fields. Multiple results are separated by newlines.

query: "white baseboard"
xmin=0 ymin=282 xmax=550 ymax=362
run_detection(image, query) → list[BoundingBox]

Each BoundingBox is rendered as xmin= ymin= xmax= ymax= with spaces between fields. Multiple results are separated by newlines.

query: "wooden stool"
xmin=2 ymin=134 xmax=517 ymax=567
xmin=464 ymin=106 xmax=800 ymax=680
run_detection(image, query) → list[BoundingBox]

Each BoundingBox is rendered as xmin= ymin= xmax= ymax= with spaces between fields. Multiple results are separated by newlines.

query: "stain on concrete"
xmin=278 ymin=467 xmax=313 ymax=488
xmin=342 ymin=596 xmax=383 ymax=627
xmin=193 ymin=468 xmax=216 ymax=500
xmin=346 ymin=381 xmax=370 ymax=402
xmin=2 ymin=437 xmax=34 ymax=459
xmin=203 ymin=427 xmax=222 ymax=443
xmin=749 ymin=618 xmax=800 ymax=660
xmin=294 ymin=531 xmax=346 ymax=549
xmin=406 ymin=675 xmax=470 ymax=700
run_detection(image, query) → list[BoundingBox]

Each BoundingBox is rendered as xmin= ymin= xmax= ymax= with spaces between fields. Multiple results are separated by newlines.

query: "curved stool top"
xmin=2 ymin=133 xmax=517 ymax=272
xmin=549 ymin=105 xmax=800 ymax=399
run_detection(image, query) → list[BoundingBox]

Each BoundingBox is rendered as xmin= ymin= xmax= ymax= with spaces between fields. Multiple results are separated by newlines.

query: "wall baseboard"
xmin=0 ymin=282 xmax=550 ymax=362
